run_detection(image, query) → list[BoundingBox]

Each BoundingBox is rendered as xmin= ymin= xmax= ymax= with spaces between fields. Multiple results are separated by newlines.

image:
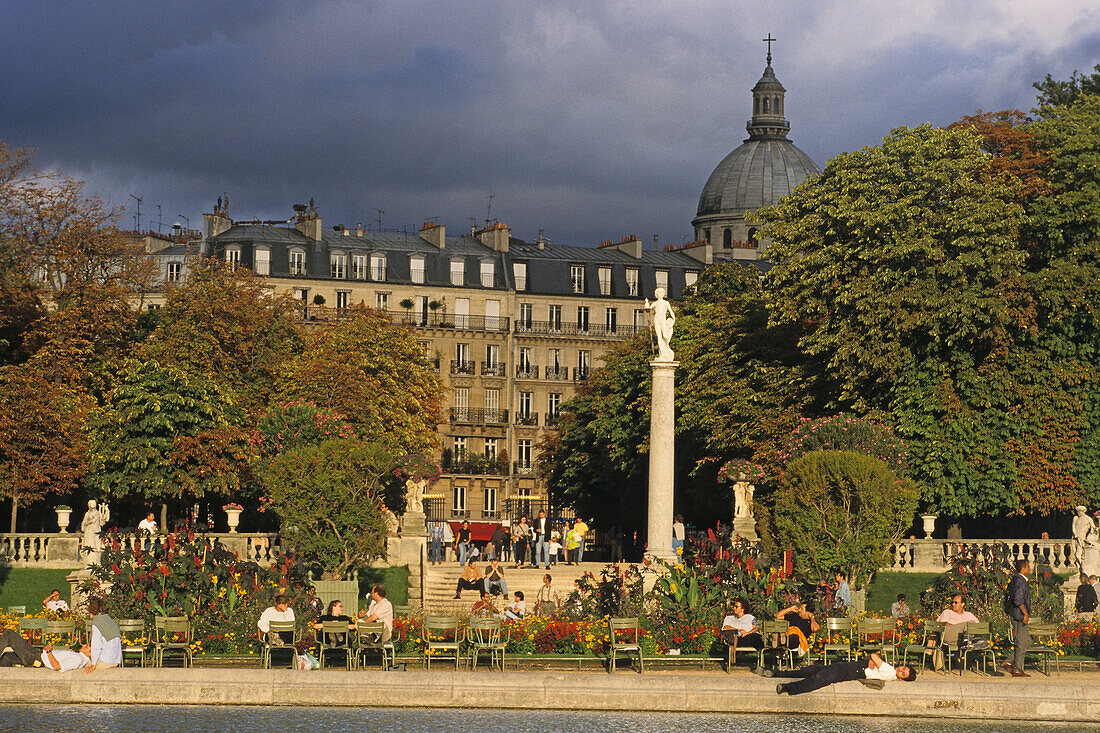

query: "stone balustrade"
xmin=0 ymin=532 xmax=283 ymax=569
xmin=886 ymin=538 xmax=1078 ymax=573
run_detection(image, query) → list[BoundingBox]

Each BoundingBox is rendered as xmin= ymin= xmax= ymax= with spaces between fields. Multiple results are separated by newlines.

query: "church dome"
xmin=692 ymin=41 xmax=820 ymax=246
xmin=695 ymin=138 xmax=819 ymax=218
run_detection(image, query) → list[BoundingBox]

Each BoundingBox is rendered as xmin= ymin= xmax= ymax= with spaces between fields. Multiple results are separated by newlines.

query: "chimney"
xmin=653 ymin=234 xmax=659 ymax=251
xmin=355 ymin=223 xmax=364 ymax=237
xmin=420 ymin=221 xmax=445 ymax=249
xmin=536 ymin=229 xmax=547 ymax=250
xmin=475 ymin=221 xmax=510 ymax=252
xmin=601 ymin=234 xmax=641 ymax=259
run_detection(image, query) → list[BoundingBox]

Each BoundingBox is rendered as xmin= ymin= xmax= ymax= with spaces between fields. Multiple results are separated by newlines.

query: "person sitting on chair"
xmin=929 ymin=594 xmax=979 ymax=670
xmin=313 ymin=599 xmax=356 ymax=647
xmin=774 ymin=653 xmax=915 ymax=694
xmin=775 ymin=600 xmax=819 ymax=658
xmin=721 ymin=598 xmax=765 ymax=652
xmin=43 ymin=589 xmax=69 ymax=613
xmin=257 ymin=594 xmax=295 ymax=645
xmin=358 ymin=584 xmax=393 ymax=644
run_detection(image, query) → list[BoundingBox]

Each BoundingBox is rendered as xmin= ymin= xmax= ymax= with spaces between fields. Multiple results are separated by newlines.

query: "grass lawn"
xmin=355 ymin=566 xmax=410 ymax=609
xmin=0 ymin=568 xmax=75 ymax=610
xmin=865 ymin=571 xmax=941 ymax=613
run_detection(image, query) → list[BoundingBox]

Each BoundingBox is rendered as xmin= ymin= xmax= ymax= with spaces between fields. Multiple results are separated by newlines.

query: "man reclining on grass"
xmin=773 ymin=653 xmax=915 ymax=695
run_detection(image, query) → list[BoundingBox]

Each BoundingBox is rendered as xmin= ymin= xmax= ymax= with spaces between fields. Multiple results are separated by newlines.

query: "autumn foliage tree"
xmin=275 ymin=308 xmax=444 ymax=455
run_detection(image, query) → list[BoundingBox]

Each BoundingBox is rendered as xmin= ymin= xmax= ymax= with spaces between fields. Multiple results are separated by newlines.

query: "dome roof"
xmin=695 ymin=138 xmax=819 ymax=218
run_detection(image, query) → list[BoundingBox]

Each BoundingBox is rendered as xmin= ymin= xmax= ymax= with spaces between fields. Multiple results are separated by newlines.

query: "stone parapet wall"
xmin=0 ymin=532 xmax=281 ymax=569
xmin=887 ymin=539 xmax=1077 ymax=573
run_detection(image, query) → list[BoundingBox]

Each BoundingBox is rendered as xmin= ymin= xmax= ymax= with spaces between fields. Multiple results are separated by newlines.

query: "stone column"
xmin=647 ymin=360 xmax=678 ymax=562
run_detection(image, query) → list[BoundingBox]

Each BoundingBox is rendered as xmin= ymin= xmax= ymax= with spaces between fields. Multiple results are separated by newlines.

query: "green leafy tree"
xmin=771 ymin=451 xmax=920 ymax=587
xmin=275 ymin=308 xmax=444 ymax=455
xmin=138 ymin=259 xmax=303 ymax=414
xmin=257 ymin=439 xmax=390 ymax=579
xmin=87 ymin=360 xmax=251 ymax=512
xmin=1033 ymin=64 xmax=1100 ymax=109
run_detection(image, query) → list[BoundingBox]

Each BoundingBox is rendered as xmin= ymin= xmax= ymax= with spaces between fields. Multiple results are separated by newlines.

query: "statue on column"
xmin=80 ymin=499 xmax=110 ymax=565
xmin=405 ymin=478 xmax=426 ymax=515
xmin=644 ymin=288 xmax=676 ymax=361
xmin=1074 ymin=505 xmax=1096 ymax=572
xmin=732 ymin=479 xmax=755 ymax=520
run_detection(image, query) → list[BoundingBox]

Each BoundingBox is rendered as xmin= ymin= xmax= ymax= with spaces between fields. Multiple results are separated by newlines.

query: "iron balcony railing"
xmin=449 ymin=407 xmax=509 ymax=425
xmin=515 ymin=321 xmax=643 ymax=338
xmin=573 ymin=367 xmax=590 ymax=381
xmin=451 ymin=360 xmax=477 ymax=375
xmin=515 ymin=365 xmax=539 ymax=379
xmin=545 ymin=412 xmax=560 ymax=425
xmin=385 ymin=310 xmax=510 ymax=332
xmin=481 ymin=362 xmax=507 ymax=377
xmin=544 ymin=366 xmax=569 ymax=381
xmin=512 ymin=462 xmax=539 ymax=476
xmin=514 ymin=412 xmax=538 ymax=426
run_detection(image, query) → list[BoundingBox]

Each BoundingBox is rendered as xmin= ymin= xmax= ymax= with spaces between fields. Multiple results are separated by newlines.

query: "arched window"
xmin=774 ymin=96 xmax=781 ymax=114
xmin=776 ymin=96 xmax=783 ymax=115
xmin=754 ymin=97 xmax=759 ymax=114
xmin=762 ymin=97 xmax=769 ymax=113
xmin=747 ymin=227 xmax=758 ymax=245
xmin=723 ymin=228 xmax=732 ymax=248
xmin=704 ymin=229 xmax=711 ymax=244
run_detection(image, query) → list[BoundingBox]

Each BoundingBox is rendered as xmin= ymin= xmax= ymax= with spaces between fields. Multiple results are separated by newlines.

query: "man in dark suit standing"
xmin=1003 ymin=558 xmax=1031 ymax=677
xmin=533 ymin=510 xmax=551 ymax=570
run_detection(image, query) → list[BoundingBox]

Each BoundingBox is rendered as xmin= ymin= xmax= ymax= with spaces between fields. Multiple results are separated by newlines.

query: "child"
xmin=548 ymin=537 xmax=562 ymax=566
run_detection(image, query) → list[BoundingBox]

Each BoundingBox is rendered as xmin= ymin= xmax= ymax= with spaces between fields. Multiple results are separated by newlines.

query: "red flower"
xmin=159 ymin=564 xmax=171 ymax=576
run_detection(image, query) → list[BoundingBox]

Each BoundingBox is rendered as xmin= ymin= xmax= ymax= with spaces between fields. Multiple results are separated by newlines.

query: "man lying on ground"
xmin=773 ymin=653 xmax=915 ymax=695
xmin=0 ymin=628 xmax=91 ymax=671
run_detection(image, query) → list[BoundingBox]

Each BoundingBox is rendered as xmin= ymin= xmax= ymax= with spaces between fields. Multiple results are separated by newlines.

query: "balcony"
xmin=515 ymin=365 xmax=539 ymax=379
xmin=515 ymin=320 xmax=642 ymax=339
xmin=450 ymin=360 xmax=477 ymax=375
xmin=481 ymin=362 xmax=507 ymax=377
xmin=573 ymin=367 xmax=590 ymax=381
xmin=512 ymin=461 xmax=539 ymax=476
xmin=514 ymin=412 xmax=538 ymax=427
xmin=544 ymin=366 xmax=569 ymax=381
xmin=545 ymin=411 xmax=560 ymax=425
xmin=385 ymin=310 xmax=510 ymax=332
xmin=449 ymin=407 xmax=509 ymax=425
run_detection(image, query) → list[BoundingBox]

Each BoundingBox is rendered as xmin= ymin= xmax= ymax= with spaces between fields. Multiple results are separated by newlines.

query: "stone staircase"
xmin=420 ymin=561 xmax=608 ymax=615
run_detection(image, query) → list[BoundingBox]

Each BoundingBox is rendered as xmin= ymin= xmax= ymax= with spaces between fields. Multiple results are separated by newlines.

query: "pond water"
xmin=0 ymin=707 xmax=1096 ymax=733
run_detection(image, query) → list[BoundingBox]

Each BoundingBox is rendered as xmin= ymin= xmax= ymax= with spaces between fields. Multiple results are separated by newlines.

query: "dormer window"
xmin=370 ymin=253 xmax=386 ymax=281
xmin=289 ymin=249 xmax=306 ymax=276
xmin=598 ymin=266 xmax=612 ymax=295
xmin=480 ymin=260 xmax=494 ymax=287
xmin=450 ymin=259 xmax=465 ymax=286
xmin=513 ymin=262 xmax=527 ymax=291
xmin=352 ymin=254 xmax=367 ymax=279
xmin=224 ymin=246 xmax=241 ymax=266
xmin=254 ymin=248 xmax=271 ymax=276
xmin=410 ymin=255 xmax=425 ymax=284
xmin=330 ymin=252 xmax=346 ymax=279
xmin=570 ymin=264 xmax=585 ymax=294
xmin=655 ymin=270 xmax=668 ymax=292
xmin=626 ymin=268 xmax=639 ymax=296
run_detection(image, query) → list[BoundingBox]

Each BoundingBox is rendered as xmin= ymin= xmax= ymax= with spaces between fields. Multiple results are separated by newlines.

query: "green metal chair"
xmin=260 ymin=619 xmax=300 ymax=669
xmin=958 ymin=621 xmax=996 ymax=675
xmin=822 ymin=617 xmax=854 ymax=663
xmin=902 ymin=620 xmax=945 ymax=671
xmin=7 ymin=606 xmax=26 ymax=617
xmin=45 ymin=619 xmax=79 ymax=648
xmin=17 ymin=617 xmax=46 ymax=649
xmin=354 ymin=622 xmax=394 ymax=670
xmin=422 ymin=616 xmax=462 ymax=670
xmin=608 ymin=617 xmax=643 ymax=674
xmin=315 ymin=620 xmax=353 ymax=670
xmin=856 ymin=617 xmax=896 ymax=662
xmin=759 ymin=619 xmax=795 ymax=671
xmin=154 ymin=616 xmax=193 ymax=668
xmin=722 ymin=631 xmax=762 ymax=673
xmin=467 ymin=617 xmax=507 ymax=671
xmin=1025 ymin=622 xmax=1059 ymax=676
xmin=117 ymin=619 xmax=147 ymax=668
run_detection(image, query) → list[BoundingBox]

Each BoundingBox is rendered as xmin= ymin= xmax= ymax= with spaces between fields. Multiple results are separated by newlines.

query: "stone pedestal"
xmin=731 ymin=517 xmax=759 ymax=542
xmin=646 ymin=360 xmax=677 ymax=562
xmin=66 ymin=569 xmax=92 ymax=611
xmin=46 ymin=536 xmax=80 ymax=564
xmin=400 ymin=510 xmax=427 ymax=537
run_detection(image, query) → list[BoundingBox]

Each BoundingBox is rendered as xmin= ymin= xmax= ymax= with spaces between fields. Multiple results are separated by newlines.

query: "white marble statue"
xmin=1083 ymin=524 xmax=1100 ymax=578
xmin=644 ymin=288 xmax=676 ymax=361
xmin=80 ymin=499 xmax=109 ymax=564
xmin=1073 ymin=505 xmax=1096 ymax=572
xmin=406 ymin=478 xmax=426 ymax=515
xmin=733 ymin=480 xmax=755 ymax=520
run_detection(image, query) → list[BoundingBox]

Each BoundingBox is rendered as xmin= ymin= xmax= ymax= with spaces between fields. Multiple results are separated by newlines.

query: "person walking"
xmin=511 ymin=516 xmax=531 ymax=568
xmin=672 ymin=515 xmax=685 ymax=556
xmin=533 ymin=511 xmax=551 ymax=570
xmin=428 ymin=521 xmax=445 ymax=565
xmin=1003 ymin=558 xmax=1032 ymax=677
xmin=574 ymin=518 xmax=589 ymax=563
xmin=454 ymin=520 xmax=472 ymax=566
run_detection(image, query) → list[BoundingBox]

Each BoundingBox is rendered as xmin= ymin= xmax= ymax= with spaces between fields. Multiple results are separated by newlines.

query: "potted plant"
xmin=223 ymin=503 xmax=244 ymax=533
xmin=55 ymin=505 xmax=73 ymax=533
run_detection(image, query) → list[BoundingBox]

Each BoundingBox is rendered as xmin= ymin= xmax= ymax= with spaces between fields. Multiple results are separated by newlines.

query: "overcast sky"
xmin=4 ymin=1 xmax=1098 ymax=246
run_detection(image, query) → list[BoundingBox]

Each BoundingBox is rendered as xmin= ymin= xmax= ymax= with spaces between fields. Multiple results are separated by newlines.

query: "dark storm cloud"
xmin=3 ymin=1 xmax=1099 ymax=245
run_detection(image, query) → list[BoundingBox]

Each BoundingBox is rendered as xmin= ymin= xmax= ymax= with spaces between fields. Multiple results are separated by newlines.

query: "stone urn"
xmin=224 ymin=506 xmax=243 ymax=533
xmin=55 ymin=506 xmax=72 ymax=533
xmin=921 ymin=514 xmax=938 ymax=539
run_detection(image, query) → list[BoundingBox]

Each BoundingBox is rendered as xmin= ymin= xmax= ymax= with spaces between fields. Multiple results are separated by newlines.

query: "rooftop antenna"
xmin=156 ymin=204 xmax=163 ymax=234
xmin=128 ymin=194 xmax=143 ymax=231
xmin=468 ymin=216 xmax=478 ymax=233
xmin=177 ymin=214 xmax=190 ymax=232
xmin=485 ymin=193 xmax=494 ymax=228
xmin=374 ymin=208 xmax=385 ymax=233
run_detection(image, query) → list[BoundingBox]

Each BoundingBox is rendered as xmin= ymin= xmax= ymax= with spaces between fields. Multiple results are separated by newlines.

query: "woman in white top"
xmin=505 ymin=591 xmax=527 ymax=620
